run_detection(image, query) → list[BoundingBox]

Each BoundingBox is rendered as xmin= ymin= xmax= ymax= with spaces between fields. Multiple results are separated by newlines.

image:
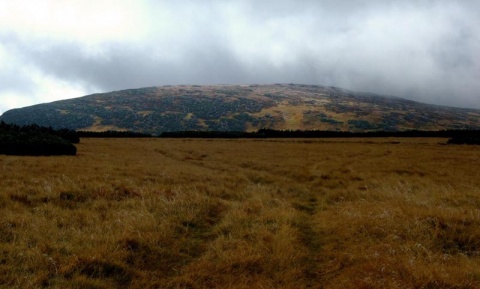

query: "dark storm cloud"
xmin=1 ymin=0 xmax=479 ymax=112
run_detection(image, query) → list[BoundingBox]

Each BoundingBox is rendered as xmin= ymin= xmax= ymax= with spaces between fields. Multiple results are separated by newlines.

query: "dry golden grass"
xmin=1 ymin=138 xmax=480 ymax=288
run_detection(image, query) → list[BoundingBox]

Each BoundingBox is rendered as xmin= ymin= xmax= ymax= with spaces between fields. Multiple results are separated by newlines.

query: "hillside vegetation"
xmin=2 ymin=84 xmax=480 ymax=134
xmin=1 ymin=138 xmax=479 ymax=288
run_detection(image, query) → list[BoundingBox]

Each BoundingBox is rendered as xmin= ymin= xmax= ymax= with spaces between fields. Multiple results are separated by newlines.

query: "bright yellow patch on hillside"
xmin=137 ymin=111 xmax=154 ymax=117
xmin=80 ymin=117 xmax=130 ymax=132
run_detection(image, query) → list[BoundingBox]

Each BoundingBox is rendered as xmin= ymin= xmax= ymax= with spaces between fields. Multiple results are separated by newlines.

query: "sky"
xmin=1 ymin=0 xmax=479 ymax=114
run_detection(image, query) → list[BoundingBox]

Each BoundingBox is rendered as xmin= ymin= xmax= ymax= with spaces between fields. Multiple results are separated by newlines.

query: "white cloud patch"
xmin=0 ymin=0 xmax=148 ymax=44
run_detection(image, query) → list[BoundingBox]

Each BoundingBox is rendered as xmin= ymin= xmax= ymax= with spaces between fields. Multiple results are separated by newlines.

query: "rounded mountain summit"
xmin=2 ymin=84 xmax=480 ymax=134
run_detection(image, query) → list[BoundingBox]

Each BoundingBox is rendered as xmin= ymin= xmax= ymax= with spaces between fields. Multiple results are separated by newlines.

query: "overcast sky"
xmin=1 ymin=0 xmax=479 ymax=114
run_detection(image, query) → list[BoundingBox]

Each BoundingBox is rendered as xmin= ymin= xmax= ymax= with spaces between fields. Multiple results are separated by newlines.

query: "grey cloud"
xmin=0 ymin=35 xmax=36 ymax=95
xmin=1 ymin=0 xmax=479 ymax=110
xmin=0 ymin=69 xmax=35 ymax=95
xmin=14 ymin=40 xmax=250 ymax=90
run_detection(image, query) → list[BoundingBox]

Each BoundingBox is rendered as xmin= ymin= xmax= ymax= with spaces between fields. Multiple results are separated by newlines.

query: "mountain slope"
xmin=2 ymin=84 xmax=480 ymax=134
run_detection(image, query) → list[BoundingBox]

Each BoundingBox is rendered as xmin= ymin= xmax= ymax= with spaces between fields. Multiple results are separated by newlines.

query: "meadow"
xmin=1 ymin=138 xmax=479 ymax=288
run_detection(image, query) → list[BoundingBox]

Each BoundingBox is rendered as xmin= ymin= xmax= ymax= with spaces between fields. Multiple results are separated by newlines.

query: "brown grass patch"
xmin=1 ymin=138 xmax=479 ymax=288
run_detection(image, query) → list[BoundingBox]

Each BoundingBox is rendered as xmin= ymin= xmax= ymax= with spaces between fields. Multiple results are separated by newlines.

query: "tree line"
xmin=159 ymin=129 xmax=480 ymax=143
xmin=77 ymin=131 xmax=153 ymax=138
xmin=0 ymin=122 xmax=78 ymax=156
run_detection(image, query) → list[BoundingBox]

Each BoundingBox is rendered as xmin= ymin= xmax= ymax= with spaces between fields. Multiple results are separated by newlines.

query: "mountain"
xmin=2 ymin=84 xmax=480 ymax=134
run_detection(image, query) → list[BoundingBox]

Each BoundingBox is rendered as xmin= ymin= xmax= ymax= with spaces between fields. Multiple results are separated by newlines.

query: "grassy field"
xmin=1 ymin=138 xmax=480 ymax=288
